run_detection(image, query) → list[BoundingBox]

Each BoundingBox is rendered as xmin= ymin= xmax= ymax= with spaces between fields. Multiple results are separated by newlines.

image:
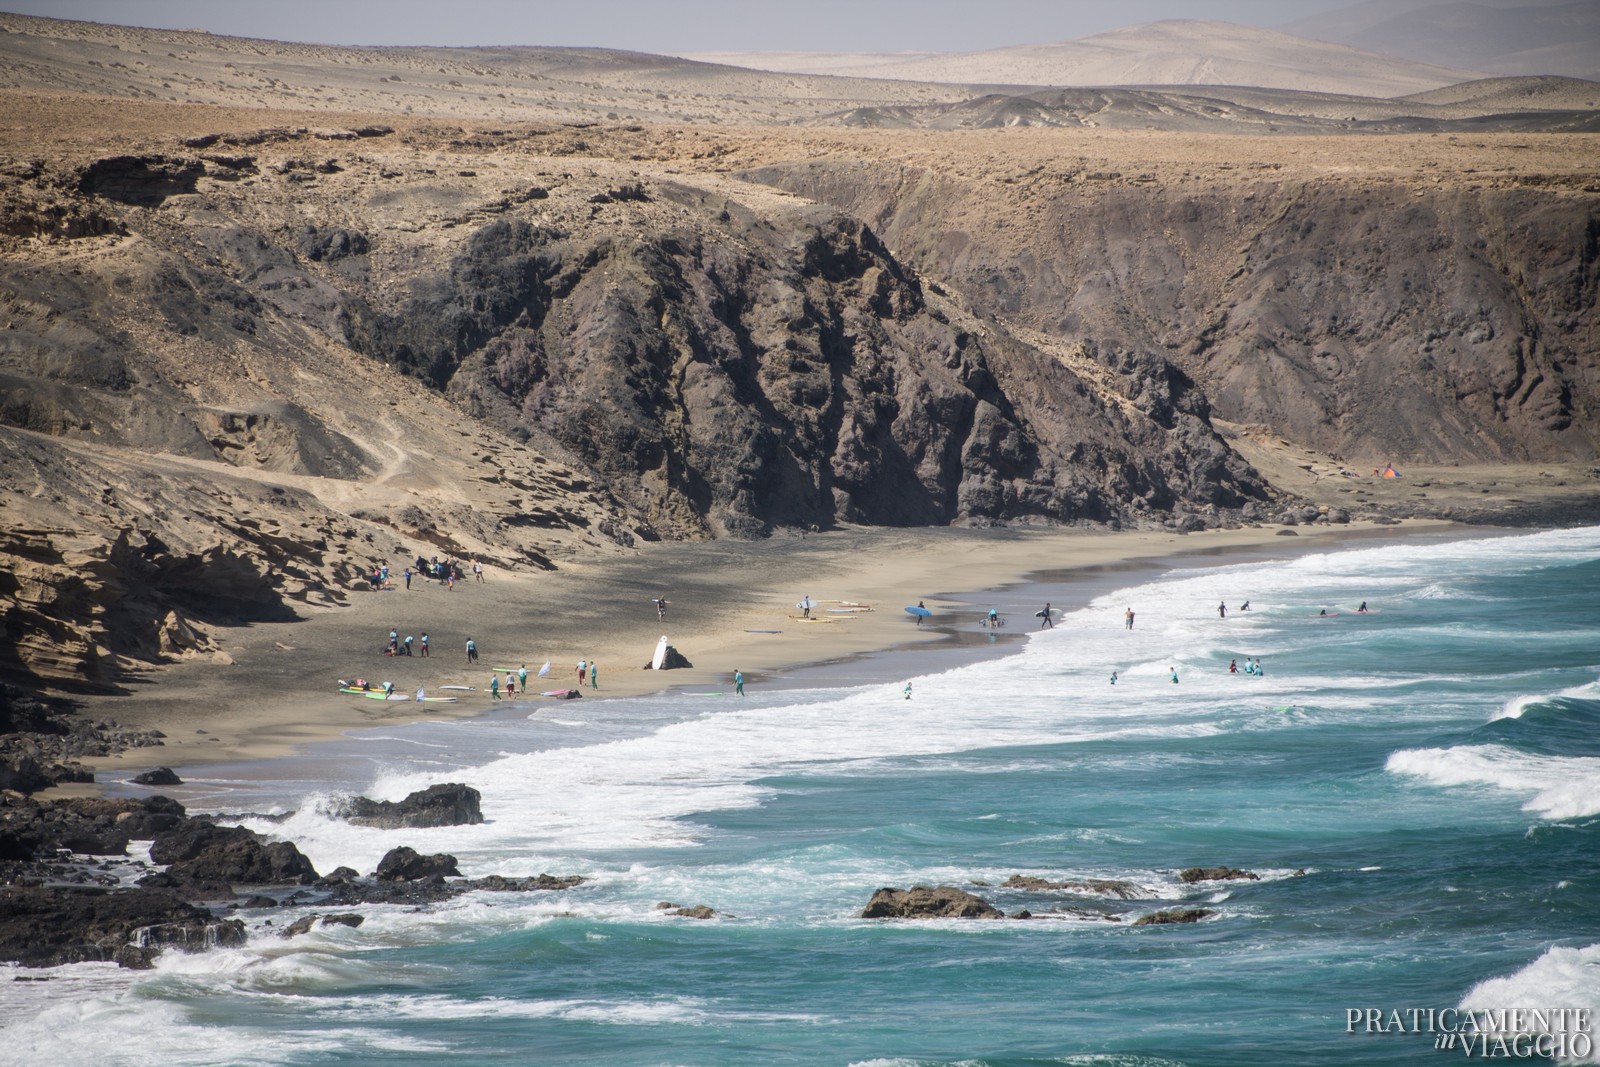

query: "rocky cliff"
xmin=745 ymin=156 xmax=1600 ymax=466
xmin=0 ymin=114 xmax=1284 ymax=688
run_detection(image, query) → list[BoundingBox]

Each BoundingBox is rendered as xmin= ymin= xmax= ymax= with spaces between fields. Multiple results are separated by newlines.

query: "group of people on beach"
xmin=384 ymin=627 xmax=429 ymax=657
xmin=367 ymin=556 xmax=486 ymax=591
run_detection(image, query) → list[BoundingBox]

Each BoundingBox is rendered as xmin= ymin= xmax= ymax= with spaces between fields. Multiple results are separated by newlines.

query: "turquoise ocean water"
xmin=5 ymin=526 xmax=1600 ymax=1066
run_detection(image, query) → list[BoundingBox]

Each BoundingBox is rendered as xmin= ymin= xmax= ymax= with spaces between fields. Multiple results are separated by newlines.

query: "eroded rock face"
xmin=748 ymin=163 xmax=1600 ymax=466
xmin=860 ymin=885 xmax=1005 ymax=920
xmin=379 ymin=203 xmax=1268 ymax=536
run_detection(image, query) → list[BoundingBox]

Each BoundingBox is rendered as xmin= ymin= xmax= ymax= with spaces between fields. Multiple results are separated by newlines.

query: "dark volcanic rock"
xmin=1132 ymin=907 xmax=1216 ymax=926
xmin=0 ymin=886 xmax=246 ymax=967
xmin=77 ymin=155 xmax=203 ymax=205
xmin=860 ymin=885 xmax=1004 ymax=919
xmin=336 ymin=783 xmax=483 ymax=829
xmin=132 ymin=767 xmax=183 ymax=786
xmin=374 ymin=846 xmax=460 ymax=882
xmin=1177 ymin=866 xmax=1260 ymax=884
xmin=753 ymin=162 xmax=1600 ymax=468
xmin=149 ymin=822 xmax=319 ymax=885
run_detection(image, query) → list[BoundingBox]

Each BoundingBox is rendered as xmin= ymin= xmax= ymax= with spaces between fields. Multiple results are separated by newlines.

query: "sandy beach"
xmin=56 ymin=518 xmax=1457 ymax=791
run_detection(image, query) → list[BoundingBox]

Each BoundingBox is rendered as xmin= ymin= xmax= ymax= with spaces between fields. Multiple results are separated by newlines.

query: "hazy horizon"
xmin=0 ymin=0 xmax=1548 ymax=54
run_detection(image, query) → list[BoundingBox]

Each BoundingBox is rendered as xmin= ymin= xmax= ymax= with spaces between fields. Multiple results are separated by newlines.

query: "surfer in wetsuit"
xmin=1170 ymin=667 xmax=1179 ymax=684
xmin=1219 ymin=601 xmax=1227 ymax=619
xmin=1110 ymin=671 xmax=1118 ymax=685
xmin=1229 ymin=659 xmax=1238 ymax=673
xmin=1358 ymin=601 xmax=1368 ymax=613
xmin=987 ymin=608 xmax=999 ymax=629
xmin=1039 ymin=603 xmax=1053 ymax=629
xmin=916 ymin=600 xmax=926 ymax=627
xmin=903 ymin=681 xmax=913 ymax=700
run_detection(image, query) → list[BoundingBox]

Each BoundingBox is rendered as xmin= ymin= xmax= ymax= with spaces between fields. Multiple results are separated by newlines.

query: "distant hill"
xmin=808 ymin=79 xmax=1600 ymax=133
xmin=684 ymin=19 xmax=1489 ymax=98
xmin=1284 ymin=0 xmax=1600 ymax=80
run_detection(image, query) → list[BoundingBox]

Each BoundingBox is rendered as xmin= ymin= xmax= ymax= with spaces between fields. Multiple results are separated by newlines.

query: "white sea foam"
xmin=1496 ymin=679 xmax=1600 ymax=721
xmin=1386 ymin=745 xmax=1600 ymax=819
xmin=1460 ymin=943 xmax=1600 ymax=1065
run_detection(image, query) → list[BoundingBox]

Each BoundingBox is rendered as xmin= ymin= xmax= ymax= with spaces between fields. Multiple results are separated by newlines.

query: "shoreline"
xmin=49 ymin=518 xmax=1478 ymax=800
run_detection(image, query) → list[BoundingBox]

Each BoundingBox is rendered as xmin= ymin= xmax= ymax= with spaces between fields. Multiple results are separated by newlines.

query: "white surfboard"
xmin=652 ymin=635 xmax=669 ymax=671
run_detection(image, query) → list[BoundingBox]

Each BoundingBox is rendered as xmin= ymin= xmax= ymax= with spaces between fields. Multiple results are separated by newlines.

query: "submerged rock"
xmin=1132 ymin=908 xmax=1215 ymax=926
xmin=1177 ymin=866 xmax=1259 ymax=883
xmin=1002 ymin=874 xmax=1144 ymax=899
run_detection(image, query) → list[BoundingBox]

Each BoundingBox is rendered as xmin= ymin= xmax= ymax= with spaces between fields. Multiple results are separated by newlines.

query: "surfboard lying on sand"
xmin=746 ymin=629 xmax=782 ymax=633
xmin=440 ymin=685 xmax=476 ymax=691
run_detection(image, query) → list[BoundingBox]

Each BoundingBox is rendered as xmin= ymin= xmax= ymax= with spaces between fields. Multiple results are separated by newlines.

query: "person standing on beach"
xmin=654 ymin=596 xmax=669 ymax=620
xmin=466 ymin=638 xmax=478 ymax=664
xmin=1125 ymin=608 xmax=1135 ymax=630
xmin=404 ymin=634 xmax=413 ymax=656
xmin=473 ymin=560 xmax=484 ymax=583
xmin=735 ymin=669 xmax=744 ymax=696
xmin=504 ymin=673 xmax=516 ymax=697
xmin=915 ymin=600 xmax=926 ymax=627
xmin=420 ymin=632 xmax=429 ymax=658
xmin=577 ymin=659 xmax=587 ymax=685
xmin=490 ymin=674 xmax=500 ymax=700
xmin=518 ymin=664 xmax=528 ymax=692
xmin=589 ymin=662 xmax=599 ymax=689
xmin=801 ymin=595 xmax=812 ymax=619
xmin=404 ymin=567 xmax=412 ymax=590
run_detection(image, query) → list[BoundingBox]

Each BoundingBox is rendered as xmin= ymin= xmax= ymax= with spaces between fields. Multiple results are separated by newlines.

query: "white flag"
xmin=538 ymin=660 xmax=551 ymax=677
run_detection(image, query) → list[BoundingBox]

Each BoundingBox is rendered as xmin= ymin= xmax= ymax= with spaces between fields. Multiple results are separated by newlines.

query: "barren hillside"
xmin=2 ymin=13 xmax=1599 ymax=701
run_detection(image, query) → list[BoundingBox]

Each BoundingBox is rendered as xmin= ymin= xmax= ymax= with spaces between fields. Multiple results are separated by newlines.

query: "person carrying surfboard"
xmin=1037 ymin=603 xmax=1053 ymax=629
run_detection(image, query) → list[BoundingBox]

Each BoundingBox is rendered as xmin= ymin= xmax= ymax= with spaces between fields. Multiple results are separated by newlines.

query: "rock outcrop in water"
xmin=336 ymin=783 xmax=484 ymax=829
xmin=861 ymin=885 xmax=1005 ymax=919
